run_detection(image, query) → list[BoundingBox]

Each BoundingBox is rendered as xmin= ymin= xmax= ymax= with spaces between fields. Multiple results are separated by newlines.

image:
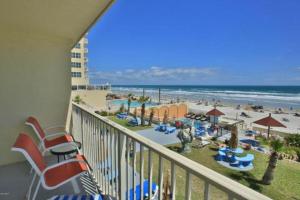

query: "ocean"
xmin=111 ymin=85 xmax=300 ymax=110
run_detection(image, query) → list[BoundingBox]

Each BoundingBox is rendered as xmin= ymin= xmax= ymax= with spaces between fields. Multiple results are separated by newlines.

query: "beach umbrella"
xmin=253 ymin=113 xmax=286 ymax=139
xmin=206 ymin=107 xmax=225 ymax=125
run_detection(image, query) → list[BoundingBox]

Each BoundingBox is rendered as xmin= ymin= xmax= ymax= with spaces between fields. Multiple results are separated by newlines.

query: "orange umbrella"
xmin=253 ymin=113 xmax=286 ymax=138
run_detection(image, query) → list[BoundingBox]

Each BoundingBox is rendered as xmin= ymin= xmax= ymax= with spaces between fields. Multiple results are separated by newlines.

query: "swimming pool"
xmin=110 ymin=99 xmax=158 ymax=108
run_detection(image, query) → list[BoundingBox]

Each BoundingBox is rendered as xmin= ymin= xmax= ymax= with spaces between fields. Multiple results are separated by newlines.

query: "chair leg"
xmin=71 ymin=178 xmax=80 ymax=194
xmin=32 ymin=180 xmax=41 ymax=200
xmin=42 ymin=149 xmax=46 ymax=156
xmin=26 ymin=172 xmax=36 ymax=200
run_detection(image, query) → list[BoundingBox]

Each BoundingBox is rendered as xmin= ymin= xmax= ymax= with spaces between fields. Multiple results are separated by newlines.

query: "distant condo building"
xmin=70 ymin=35 xmax=110 ymax=110
xmin=71 ymin=35 xmax=89 ymax=90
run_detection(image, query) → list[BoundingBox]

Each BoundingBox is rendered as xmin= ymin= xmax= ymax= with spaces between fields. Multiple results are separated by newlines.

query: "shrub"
xmin=119 ymin=103 xmax=125 ymax=113
xmin=95 ymin=110 xmax=108 ymax=116
xmin=73 ymin=95 xmax=82 ymax=104
xmin=285 ymin=134 xmax=300 ymax=147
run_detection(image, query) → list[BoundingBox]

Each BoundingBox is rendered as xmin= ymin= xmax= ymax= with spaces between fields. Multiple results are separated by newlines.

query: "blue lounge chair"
xmin=194 ymin=127 xmax=205 ymax=137
xmin=165 ymin=126 xmax=176 ymax=134
xmin=219 ymin=147 xmax=227 ymax=151
xmin=155 ymin=124 xmax=167 ymax=132
xmin=117 ymin=112 xmax=128 ymax=119
xmin=235 ymin=154 xmax=254 ymax=167
xmin=127 ymin=180 xmax=158 ymax=200
xmin=217 ymin=150 xmax=226 ymax=161
xmin=128 ymin=117 xmax=141 ymax=126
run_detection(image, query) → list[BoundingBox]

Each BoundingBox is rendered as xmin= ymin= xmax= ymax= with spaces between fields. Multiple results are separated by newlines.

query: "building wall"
xmin=0 ymin=30 xmax=72 ymax=165
xmin=71 ymin=36 xmax=89 ymax=87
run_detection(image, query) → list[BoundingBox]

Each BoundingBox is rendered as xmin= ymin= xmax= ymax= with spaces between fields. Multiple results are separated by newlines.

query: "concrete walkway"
xmin=136 ymin=128 xmax=180 ymax=146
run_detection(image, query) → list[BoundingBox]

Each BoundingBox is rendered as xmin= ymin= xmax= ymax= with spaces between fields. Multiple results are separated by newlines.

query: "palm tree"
xmin=138 ymin=96 xmax=150 ymax=126
xmin=262 ymin=139 xmax=284 ymax=185
xmin=119 ymin=103 xmax=125 ymax=113
xmin=229 ymin=125 xmax=238 ymax=149
xmin=127 ymin=93 xmax=133 ymax=115
xmin=148 ymin=108 xmax=154 ymax=126
xmin=133 ymin=108 xmax=137 ymax=119
xmin=74 ymin=95 xmax=82 ymax=104
xmin=163 ymin=110 xmax=168 ymax=124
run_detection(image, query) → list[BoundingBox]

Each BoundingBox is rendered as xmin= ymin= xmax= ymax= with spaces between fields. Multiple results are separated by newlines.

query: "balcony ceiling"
xmin=0 ymin=0 xmax=114 ymax=46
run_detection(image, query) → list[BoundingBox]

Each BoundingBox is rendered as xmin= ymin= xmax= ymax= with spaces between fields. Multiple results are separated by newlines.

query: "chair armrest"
xmin=43 ymin=132 xmax=67 ymax=141
xmin=44 ymin=125 xmax=66 ymax=134
xmin=43 ymin=158 xmax=87 ymax=172
xmin=44 ymin=140 xmax=79 ymax=152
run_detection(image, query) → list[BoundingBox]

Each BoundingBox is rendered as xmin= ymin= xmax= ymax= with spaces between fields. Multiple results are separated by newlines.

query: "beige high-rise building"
xmin=71 ymin=36 xmax=89 ymax=90
xmin=70 ymin=35 xmax=110 ymax=111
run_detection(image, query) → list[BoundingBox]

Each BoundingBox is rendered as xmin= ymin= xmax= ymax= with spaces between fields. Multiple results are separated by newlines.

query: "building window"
xmin=72 ymin=72 xmax=82 ymax=78
xmin=75 ymin=43 xmax=81 ymax=49
xmin=71 ymin=52 xmax=81 ymax=58
xmin=71 ymin=62 xmax=81 ymax=68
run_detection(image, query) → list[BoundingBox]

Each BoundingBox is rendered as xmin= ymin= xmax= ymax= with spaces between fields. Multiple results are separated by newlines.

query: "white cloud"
xmin=89 ymin=66 xmax=217 ymax=84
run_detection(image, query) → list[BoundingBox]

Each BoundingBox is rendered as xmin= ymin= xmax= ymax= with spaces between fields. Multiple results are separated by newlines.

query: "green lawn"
xmin=107 ymin=117 xmax=300 ymax=199
xmin=134 ymin=142 xmax=300 ymax=200
xmin=107 ymin=116 xmax=153 ymax=131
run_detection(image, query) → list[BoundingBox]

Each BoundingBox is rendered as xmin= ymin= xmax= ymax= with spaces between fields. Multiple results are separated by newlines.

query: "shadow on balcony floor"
xmin=0 ymin=155 xmax=100 ymax=200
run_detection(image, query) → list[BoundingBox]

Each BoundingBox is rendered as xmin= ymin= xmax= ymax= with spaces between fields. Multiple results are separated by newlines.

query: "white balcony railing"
xmin=71 ymin=103 xmax=271 ymax=200
xmin=72 ymin=84 xmax=111 ymax=91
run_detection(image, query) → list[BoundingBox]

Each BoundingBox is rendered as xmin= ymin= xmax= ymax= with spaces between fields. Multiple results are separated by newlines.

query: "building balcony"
xmin=67 ymin=103 xmax=270 ymax=200
xmin=0 ymin=103 xmax=271 ymax=200
xmin=0 ymin=0 xmax=274 ymax=199
xmin=72 ymin=84 xmax=111 ymax=91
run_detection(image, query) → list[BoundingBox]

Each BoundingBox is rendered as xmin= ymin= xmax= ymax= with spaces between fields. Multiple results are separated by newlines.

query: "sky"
xmin=87 ymin=0 xmax=300 ymax=85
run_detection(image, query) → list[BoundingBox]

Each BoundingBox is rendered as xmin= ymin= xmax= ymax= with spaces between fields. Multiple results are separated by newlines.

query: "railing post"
xmin=158 ymin=156 xmax=164 ymax=200
xmin=204 ymin=181 xmax=210 ymax=200
xmin=118 ymin=133 xmax=126 ymax=200
xmin=185 ymin=172 xmax=191 ymax=200
xmin=80 ymin=109 xmax=84 ymax=154
xmin=171 ymin=162 xmax=176 ymax=200
xmin=140 ymin=145 xmax=144 ymax=200
xmin=148 ymin=150 xmax=153 ymax=200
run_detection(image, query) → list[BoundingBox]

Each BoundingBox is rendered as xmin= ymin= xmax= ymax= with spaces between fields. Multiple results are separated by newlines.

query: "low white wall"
xmin=72 ymin=90 xmax=109 ymax=111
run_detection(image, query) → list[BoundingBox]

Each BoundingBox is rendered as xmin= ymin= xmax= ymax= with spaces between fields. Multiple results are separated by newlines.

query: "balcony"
xmin=69 ymin=103 xmax=271 ymax=200
xmin=0 ymin=1 xmax=276 ymax=199
xmin=0 ymin=103 xmax=271 ymax=200
xmin=72 ymin=84 xmax=111 ymax=91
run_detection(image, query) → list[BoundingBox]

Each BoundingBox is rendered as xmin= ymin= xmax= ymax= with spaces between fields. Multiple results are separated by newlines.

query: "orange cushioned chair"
xmin=12 ymin=133 xmax=88 ymax=200
xmin=26 ymin=116 xmax=76 ymax=154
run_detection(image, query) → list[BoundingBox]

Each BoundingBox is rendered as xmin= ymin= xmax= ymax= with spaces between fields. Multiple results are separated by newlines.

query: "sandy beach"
xmin=188 ymin=102 xmax=300 ymax=135
xmin=110 ymin=86 xmax=300 ymax=136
